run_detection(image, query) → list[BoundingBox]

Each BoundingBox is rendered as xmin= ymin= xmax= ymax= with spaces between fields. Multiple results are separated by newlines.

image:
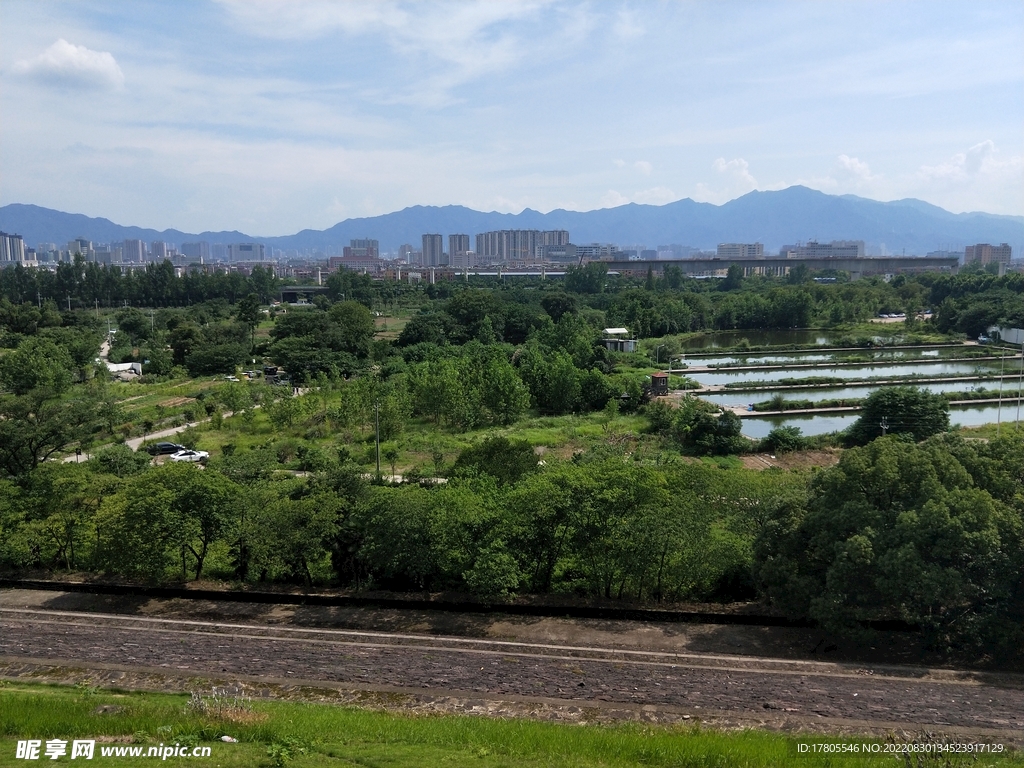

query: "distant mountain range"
xmin=2 ymin=186 xmax=1022 ymax=258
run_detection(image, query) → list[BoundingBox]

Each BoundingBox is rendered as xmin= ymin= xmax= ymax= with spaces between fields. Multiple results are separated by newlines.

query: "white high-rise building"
xmin=0 ymin=232 xmax=26 ymax=262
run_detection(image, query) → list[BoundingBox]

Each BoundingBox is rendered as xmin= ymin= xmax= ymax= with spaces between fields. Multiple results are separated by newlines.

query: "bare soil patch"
xmin=741 ymin=449 xmax=841 ymax=471
xmin=158 ymin=396 xmax=196 ymax=407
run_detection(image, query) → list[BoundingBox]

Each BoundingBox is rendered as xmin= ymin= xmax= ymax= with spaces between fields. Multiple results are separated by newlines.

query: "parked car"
xmin=146 ymin=442 xmax=185 ymax=456
xmin=170 ymin=449 xmax=210 ymax=463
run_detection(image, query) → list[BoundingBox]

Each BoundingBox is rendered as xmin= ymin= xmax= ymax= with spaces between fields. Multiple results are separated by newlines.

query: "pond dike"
xmin=682 ymin=353 xmax=1018 ymax=374
xmin=724 ymin=397 xmax=1022 ymax=418
xmin=686 ymin=374 xmax=1013 ymax=394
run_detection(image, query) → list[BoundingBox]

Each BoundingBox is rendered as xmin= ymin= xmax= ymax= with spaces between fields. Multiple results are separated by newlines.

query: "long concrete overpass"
xmin=604 ymin=255 xmax=959 ymax=279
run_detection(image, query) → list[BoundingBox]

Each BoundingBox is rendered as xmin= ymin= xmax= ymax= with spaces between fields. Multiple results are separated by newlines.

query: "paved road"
xmin=1 ymin=606 xmax=1021 ymax=743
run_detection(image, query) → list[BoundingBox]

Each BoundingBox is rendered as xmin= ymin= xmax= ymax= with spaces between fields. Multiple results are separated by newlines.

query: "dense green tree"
xmin=665 ymin=396 xmax=748 ymax=455
xmin=95 ymin=467 xmax=178 ymax=578
xmin=19 ymin=463 xmax=105 ymax=570
xmin=720 ymin=264 xmax=744 ymax=291
xmin=0 ymin=337 xmax=76 ymax=395
xmin=0 ymin=298 xmax=62 ymax=334
xmin=327 ymin=300 xmax=375 ymax=356
xmin=235 ymin=293 xmax=261 ymax=349
xmin=0 ymin=390 xmax=103 ymax=479
xmin=761 ymin=426 xmax=805 ymax=453
xmin=754 ymin=437 xmax=1024 ymax=652
xmin=481 ymin=356 xmax=531 ymax=425
xmin=846 ymin=386 xmax=949 ymax=445
xmin=452 ymin=436 xmax=538 ymax=486
xmin=185 ymin=342 xmax=249 ymax=375
xmin=564 ymin=262 xmax=607 ymax=294
xmin=540 ymin=292 xmax=577 ymax=323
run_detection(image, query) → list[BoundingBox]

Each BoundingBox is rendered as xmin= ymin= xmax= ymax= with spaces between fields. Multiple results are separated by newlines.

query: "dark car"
xmin=146 ymin=441 xmax=185 ymax=456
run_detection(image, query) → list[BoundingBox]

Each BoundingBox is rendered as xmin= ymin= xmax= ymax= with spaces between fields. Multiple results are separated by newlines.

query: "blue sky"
xmin=2 ymin=1 xmax=1022 ymax=235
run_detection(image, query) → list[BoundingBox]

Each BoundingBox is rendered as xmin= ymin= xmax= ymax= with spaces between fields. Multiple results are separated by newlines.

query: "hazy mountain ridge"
xmin=2 ymin=186 xmax=1021 ymax=257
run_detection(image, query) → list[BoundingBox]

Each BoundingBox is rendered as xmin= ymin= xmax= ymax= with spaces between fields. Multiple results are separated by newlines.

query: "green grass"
xmin=957 ymin=422 xmax=1024 ymax=441
xmin=185 ymin=404 xmax=655 ymax=477
xmin=3 ymin=682 xmax=1015 ymax=767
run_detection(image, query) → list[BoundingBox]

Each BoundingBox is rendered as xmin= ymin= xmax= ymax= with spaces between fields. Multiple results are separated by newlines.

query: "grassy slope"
xmin=3 ymin=683 xmax=1015 ymax=768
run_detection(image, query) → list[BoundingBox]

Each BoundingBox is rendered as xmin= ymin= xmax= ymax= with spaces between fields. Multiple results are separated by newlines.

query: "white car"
xmin=170 ymin=449 xmax=209 ymax=463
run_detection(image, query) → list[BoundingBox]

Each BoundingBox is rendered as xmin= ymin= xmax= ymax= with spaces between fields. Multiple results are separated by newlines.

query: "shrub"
xmin=761 ymin=426 xmax=805 ymax=453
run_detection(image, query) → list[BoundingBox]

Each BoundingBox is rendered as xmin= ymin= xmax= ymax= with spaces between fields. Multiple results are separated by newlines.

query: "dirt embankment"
xmin=2 ymin=589 xmax=1022 ymax=745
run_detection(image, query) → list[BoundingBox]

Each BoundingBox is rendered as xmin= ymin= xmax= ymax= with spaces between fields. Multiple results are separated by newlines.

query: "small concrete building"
xmin=106 ymin=361 xmax=143 ymax=381
xmin=603 ymin=327 xmax=638 ymax=353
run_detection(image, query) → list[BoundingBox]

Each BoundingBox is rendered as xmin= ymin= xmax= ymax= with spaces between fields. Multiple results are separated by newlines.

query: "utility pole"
xmin=374 ymin=401 xmax=381 ymax=480
xmin=1018 ymin=341 xmax=1024 ymax=427
xmin=880 ymin=416 xmax=888 ymax=437
xmin=997 ymin=348 xmax=1005 ymax=435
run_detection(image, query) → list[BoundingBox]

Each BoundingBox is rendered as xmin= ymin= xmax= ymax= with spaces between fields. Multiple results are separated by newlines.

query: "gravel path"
xmin=2 ymin=608 xmax=1021 ymax=742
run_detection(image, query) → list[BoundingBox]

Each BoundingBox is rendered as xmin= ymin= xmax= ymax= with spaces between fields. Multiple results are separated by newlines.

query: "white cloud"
xmin=712 ymin=157 xmax=758 ymax=189
xmin=836 ymin=154 xmax=876 ymax=182
xmin=217 ymin=0 xmax=554 ymax=105
xmin=613 ymin=159 xmax=651 ymax=174
xmin=911 ymin=141 xmax=1023 ymax=214
xmin=12 ymin=39 xmax=124 ymax=90
xmin=695 ymin=158 xmax=759 ymax=203
xmin=599 ymin=189 xmax=631 ymax=208
xmin=919 ymin=140 xmax=1001 ymax=181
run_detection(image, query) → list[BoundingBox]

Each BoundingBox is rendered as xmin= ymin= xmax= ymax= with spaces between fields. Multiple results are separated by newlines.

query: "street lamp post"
xmin=374 ymin=400 xmax=381 ymax=480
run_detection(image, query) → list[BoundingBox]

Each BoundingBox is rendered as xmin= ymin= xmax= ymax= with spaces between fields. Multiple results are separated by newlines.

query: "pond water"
xmin=681 ymin=329 xmax=833 ymax=349
xmin=690 ymin=361 xmax=1002 ymax=387
xmin=686 ymin=347 xmax=954 ymax=366
xmin=739 ymin=401 xmax=1023 ymax=439
xmin=700 ymin=379 xmax=1016 ymax=407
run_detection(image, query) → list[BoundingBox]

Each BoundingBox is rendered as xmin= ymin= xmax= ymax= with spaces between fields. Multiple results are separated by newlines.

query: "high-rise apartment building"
xmin=123 ymin=239 xmax=145 ymax=262
xmin=448 ymin=234 xmax=471 ymax=267
xmin=344 ymin=239 xmax=379 ymax=259
xmin=0 ymin=232 xmax=26 ymax=262
xmin=151 ymin=241 xmax=170 ymax=260
xmin=474 ymin=230 xmax=569 ymax=263
xmin=181 ymin=241 xmax=211 ymax=260
xmin=717 ymin=243 xmax=764 ymax=259
xmin=422 ymin=234 xmax=445 ymax=266
xmin=229 ymin=242 xmax=266 ymax=262
xmin=66 ymin=238 xmax=93 ymax=258
xmin=965 ymin=243 xmax=1012 ymax=265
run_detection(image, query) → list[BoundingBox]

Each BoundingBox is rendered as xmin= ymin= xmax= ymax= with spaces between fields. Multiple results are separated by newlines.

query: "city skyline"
xmin=1 ymin=1 xmax=1021 ymax=236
